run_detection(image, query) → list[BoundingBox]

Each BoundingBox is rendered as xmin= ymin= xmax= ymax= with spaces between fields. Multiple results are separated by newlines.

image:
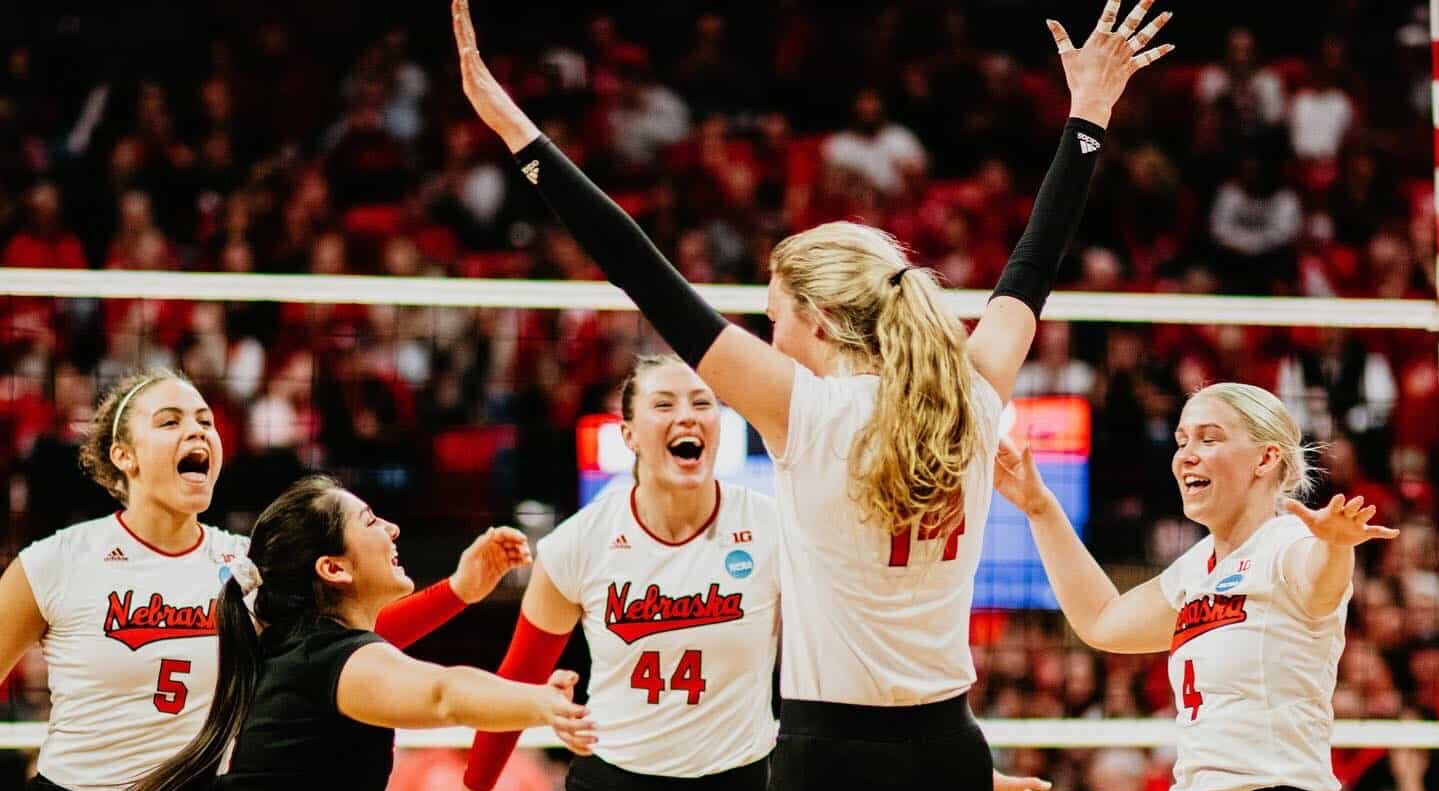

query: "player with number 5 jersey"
xmin=0 ymin=369 xmax=533 ymax=791
xmin=465 ymin=356 xmax=779 ymax=791
xmin=993 ymin=382 xmax=1399 ymax=791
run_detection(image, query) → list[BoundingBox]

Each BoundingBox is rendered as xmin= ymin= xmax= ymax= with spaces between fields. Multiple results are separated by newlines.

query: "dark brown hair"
xmin=129 ymin=475 xmax=350 ymax=791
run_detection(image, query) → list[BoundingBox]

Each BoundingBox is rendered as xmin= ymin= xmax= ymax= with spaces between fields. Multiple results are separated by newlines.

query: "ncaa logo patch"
xmin=1215 ymin=573 xmax=1243 ymax=592
xmin=724 ymin=550 xmax=753 ymax=580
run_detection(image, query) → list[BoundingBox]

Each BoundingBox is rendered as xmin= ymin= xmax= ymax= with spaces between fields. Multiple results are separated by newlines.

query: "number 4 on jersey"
xmin=630 ymin=650 xmax=707 ymax=705
xmin=1181 ymin=659 xmax=1203 ymax=721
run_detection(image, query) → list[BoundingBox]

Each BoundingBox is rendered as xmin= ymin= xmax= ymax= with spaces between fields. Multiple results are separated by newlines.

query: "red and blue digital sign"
xmin=576 ymin=396 xmax=1090 ymax=610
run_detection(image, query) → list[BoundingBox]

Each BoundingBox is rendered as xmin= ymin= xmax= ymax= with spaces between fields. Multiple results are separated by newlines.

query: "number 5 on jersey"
xmin=630 ymin=650 xmax=706 ymax=704
xmin=153 ymin=658 xmax=191 ymax=715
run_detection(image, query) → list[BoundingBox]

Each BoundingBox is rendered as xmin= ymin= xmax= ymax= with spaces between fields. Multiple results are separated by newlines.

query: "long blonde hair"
xmin=1190 ymin=382 xmax=1317 ymax=504
xmin=769 ymin=221 xmax=983 ymax=537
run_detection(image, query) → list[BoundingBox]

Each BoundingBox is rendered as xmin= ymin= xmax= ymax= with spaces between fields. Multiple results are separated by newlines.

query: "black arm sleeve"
xmin=513 ymin=136 xmax=729 ymax=368
xmin=989 ymin=117 xmax=1106 ymax=317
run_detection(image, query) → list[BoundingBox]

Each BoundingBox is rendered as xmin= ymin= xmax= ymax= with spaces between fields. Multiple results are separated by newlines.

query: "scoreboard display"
xmin=576 ymin=396 xmax=1090 ymax=610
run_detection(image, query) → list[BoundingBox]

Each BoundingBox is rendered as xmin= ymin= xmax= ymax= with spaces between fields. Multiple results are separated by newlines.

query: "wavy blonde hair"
xmin=769 ymin=221 xmax=983 ymax=537
xmin=1190 ymin=382 xmax=1317 ymax=504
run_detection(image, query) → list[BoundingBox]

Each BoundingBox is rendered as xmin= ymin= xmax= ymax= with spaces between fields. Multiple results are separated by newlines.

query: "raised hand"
xmin=543 ymin=670 xmax=597 ymax=755
xmin=449 ymin=527 xmax=533 ymax=604
xmin=993 ymin=438 xmax=1056 ymax=517
xmin=1047 ymin=0 xmax=1175 ymax=127
xmin=1283 ymin=495 xmax=1400 ymax=548
xmin=450 ymin=0 xmax=541 ymax=152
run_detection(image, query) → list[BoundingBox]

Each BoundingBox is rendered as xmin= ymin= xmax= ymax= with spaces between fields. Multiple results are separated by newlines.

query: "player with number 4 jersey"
xmin=465 ymin=356 xmax=778 ymax=791
xmin=993 ymin=383 xmax=1399 ymax=791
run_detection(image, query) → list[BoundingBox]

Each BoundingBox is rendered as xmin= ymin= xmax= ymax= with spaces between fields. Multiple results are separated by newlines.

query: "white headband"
xmin=226 ymin=556 xmax=264 ymax=596
xmin=111 ymin=377 xmax=156 ymax=445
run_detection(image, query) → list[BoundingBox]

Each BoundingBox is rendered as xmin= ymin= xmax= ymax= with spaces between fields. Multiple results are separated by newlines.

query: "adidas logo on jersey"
xmin=522 ymin=160 xmax=540 ymax=184
xmin=104 ymin=547 xmax=128 ymax=562
xmin=609 ymin=534 xmax=631 ymax=550
xmin=1076 ymin=132 xmax=1101 ymax=154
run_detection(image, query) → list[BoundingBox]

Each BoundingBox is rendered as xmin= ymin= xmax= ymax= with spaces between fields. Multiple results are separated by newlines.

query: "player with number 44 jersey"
xmin=465 ymin=356 xmax=778 ymax=791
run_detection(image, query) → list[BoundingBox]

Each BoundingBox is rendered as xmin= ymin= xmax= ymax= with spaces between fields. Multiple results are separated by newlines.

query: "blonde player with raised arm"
xmin=453 ymin=0 xmax=1172 ymax=786
xmin=993 ymin=383 xmax=1399 ymax=791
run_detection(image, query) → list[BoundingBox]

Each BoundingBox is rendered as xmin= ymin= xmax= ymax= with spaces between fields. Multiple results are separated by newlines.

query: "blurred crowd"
xmin=2 ymin=2 xmax=1437 ymax=789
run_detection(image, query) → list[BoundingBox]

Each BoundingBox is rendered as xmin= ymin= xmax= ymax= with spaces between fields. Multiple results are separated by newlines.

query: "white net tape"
xmin=0 ymin=720 xmax=1436 ymax=751
xmin=5 ymin=267 xmax=1439 ymax=329
xmin=3 ymin=270 xmax=1436 ymax=752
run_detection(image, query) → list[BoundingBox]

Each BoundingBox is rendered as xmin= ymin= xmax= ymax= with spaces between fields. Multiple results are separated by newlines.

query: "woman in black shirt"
xmin=131 ymin=476 xmax=594 ymax=791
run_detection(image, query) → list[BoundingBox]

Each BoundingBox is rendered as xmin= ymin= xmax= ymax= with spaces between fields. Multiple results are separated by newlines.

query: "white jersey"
xmin=768 ymin=364 xmax=1005 ymax=706
xmin=538 ymin=481 xmax=779 ymax=777
xmin=19 ymin=513 xmax=249 ymax=791
xmin=1159 ymin=515 xmax=1348 ymax=791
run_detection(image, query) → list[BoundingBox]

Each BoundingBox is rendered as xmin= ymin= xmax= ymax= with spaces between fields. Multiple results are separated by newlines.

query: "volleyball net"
xmin=2 ymin=271 xmax=1438 ymax=758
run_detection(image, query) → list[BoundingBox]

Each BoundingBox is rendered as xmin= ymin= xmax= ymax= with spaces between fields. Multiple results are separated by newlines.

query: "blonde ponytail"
xmin=770 ymin=222 xmax=983 ymax=538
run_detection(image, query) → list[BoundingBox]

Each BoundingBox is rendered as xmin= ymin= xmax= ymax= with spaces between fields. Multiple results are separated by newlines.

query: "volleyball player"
xmin=453 ymin=0 xmax=1172 ymax=786
xmin=464 ymin=355 xmax=779 ymax=790
xmin=992 ymin=382 xmax=1398 ymax=791
xmin=0 ymin=369 xmax=528 ymax=790
xmin=126 ymin=475 xmax=592 ymax=791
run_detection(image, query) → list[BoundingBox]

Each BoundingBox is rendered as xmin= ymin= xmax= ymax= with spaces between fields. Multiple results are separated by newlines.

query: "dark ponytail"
xmin=128 ymin=577 xmax=259 ymax=791
xmin=128 ymin=476 xmax=349 ymax=791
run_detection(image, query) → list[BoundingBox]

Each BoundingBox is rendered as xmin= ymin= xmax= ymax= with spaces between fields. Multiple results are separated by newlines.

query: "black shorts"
xmin=566 ymin=754 xmax=768 ymax=791
xmin=27 ymin=775 xmax=70 ymax=791
xmin=770 ymin=693 xmax=991 ymax=791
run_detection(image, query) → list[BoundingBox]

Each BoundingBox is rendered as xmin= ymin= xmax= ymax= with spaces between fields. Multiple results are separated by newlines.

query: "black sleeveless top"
xmin=217 ymin=618 xmax=392 ymax=790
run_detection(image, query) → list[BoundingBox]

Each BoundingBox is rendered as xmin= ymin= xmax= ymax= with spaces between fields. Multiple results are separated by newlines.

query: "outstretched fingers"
xmin=1091 ymin=0 xmax=1123 ymax=39
xmin=1364 ymin=524 xmax=1401 ymax=540
xmin=1048 ymin=19 xmax=1076 ymax=54
xmin=1342 ymin=495 xmax=1366 ymax=518
xmin=1129 ymin=43 xmax=1175 ymax=72
xmin=1116 ymin=0 xmax=1155 ymax=38
xmin=1127 ymin=10 xmax=1172 ymax=52
xmin=452 ymin=0 xmax=478 ymax=60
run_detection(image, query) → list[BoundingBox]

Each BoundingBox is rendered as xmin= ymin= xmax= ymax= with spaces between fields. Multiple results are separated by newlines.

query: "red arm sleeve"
xmin=463 ymin=613 xmax=571 ymax=790
xmin=373 ymin=578 xmax=467 ymax=650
